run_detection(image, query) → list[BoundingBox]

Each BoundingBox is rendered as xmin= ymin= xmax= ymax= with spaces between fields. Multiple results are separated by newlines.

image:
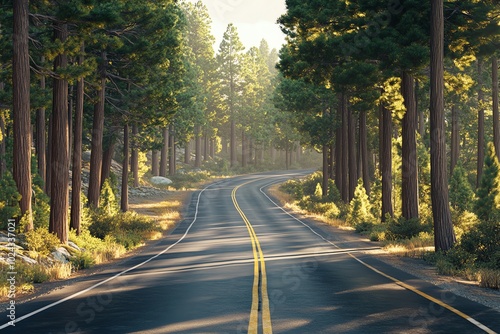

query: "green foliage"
xmin=474 ymin=143 xmax=500 ymax=221
xmin=459 ymin=220 xmax=500 ymax=267
xmin=70 ymin=251 xmax=95 ymax=270
xmin=168 ymin=170 xmax=211 ymax=190
xmin=89 ymin=211 xmax=159 ymax=250
xmin=386 ymin=216 xmax=432 ymax=241
xmin=32 ymin=182 xmax=50 ymax=230
xmin=24 ymin=228 xmax=61 ymax=256
xmin=449 ymin=165 xmax=475 ymax=212
xmin=451 ymin=209 xmax=480 ymax=240
xmin=346 ymin=179 xmax=375 ymax=226
xmin=99 ymin=178 xmax=119 ymax=216
xmin=0 ymin=171 xmax=21 ymax=228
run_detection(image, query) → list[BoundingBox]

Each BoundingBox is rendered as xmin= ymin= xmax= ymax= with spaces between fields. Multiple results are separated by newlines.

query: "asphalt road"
xmin=1 ymin=171 xmax=499 ymax=333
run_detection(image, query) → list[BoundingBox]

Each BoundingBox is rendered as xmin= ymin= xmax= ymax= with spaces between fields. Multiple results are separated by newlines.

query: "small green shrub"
xmin=0 ymin=171 xmax=21 ymax=229
xmin=355 ymin=221 xmax=374 ymax=234
xmin=346 ymin=179 xmax=374 ymax=226
xmin=460 ymin=220 xmax=500 ymax=266
xmin=71 ymin=251 xmax=95 ymax=270
xmin=386 ymin=217 xmax=432 ymax=241
xmin=25 ymin=228 xmax=61 ymax=256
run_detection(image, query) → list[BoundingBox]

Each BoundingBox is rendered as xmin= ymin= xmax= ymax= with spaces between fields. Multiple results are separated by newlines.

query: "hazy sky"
xmin=186 ymin=0 xmax=287 ymax=52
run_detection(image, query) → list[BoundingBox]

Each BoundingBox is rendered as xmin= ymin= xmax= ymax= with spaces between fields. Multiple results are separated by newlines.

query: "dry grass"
xmin=267 ymin=184 xmax=347 ymax=228
xmin=129 ymin=190 xmax=189 ymax=235
xmin=479 ymin=269 xmax=500 ymax=289
xmin=384 ymin=235 xmax=435 ymax=258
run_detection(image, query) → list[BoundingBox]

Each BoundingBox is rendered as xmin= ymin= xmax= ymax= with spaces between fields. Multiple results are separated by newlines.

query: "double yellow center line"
xmin=231 ymin=182 xmax=273 ymax=334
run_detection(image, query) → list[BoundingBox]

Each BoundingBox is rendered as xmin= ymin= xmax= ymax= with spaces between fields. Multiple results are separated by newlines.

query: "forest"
xmin=0 ymin=0 xmax=499 ymax=287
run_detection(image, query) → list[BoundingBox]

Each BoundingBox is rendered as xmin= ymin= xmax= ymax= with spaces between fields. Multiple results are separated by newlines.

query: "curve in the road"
xmin=259 ymin=179 xmax=498 ymax=334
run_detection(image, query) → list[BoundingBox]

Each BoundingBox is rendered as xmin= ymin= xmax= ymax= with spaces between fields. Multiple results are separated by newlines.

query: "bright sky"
xmin=186 ymin=0 xmax=287 ymax=52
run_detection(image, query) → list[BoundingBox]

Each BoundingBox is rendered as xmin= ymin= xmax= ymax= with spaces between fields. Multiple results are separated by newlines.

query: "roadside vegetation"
xmin=277 ymin=167 xmax=500 ymax=290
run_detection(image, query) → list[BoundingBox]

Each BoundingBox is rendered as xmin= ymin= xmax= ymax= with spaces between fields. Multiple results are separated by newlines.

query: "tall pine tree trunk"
xmin=70 ymin=47 xmax=84 ymax=235
xmin=450 ymin=105 xmax=459 ymax=175
xmin=195 ymin=125 xmax=202 ymax=167
xmin=169 ymin=124 xmax=176 ymax=176
xmin=430 ymin=0 xmax=456 ymax=251
xmin=347 ymin=102 xmax=356 ymax=202
xmin=230 ymin=119 xmax=236 ymax=167
xmin=184 ymin=142 xmax=190 ymax=165
xmin=36 ymin=59 xmax=46 ymax=191
xmin=401 ymin=71 xmax=419 ymax=220
xmin=12 ymin=0 xmax=32 ymax=230
xmin=380 ymin=102 xmax=394 ymax=221
xmin=359 ymin=110 xmax=370 ymax=194
xmin=152 ymin=150 xmax=159 ymax=176
xmin=160 ymin=127 xmax=168 ymax=177
xmin=88 ymin=51 xmax=107 ymax=208
xmin=493 ymin=56 xmax=499 ymax=160
xmin=101 ymin=137 xmax=116 ymax=188
xmin=242 ymin=130 xmax=247 ymax=168
xmin=340 ymin=93 xmax=349 ymax=203
xmin=132 ymin=124 xmax=139 ymax=187
xmin=121 ymin=124 xmax=129 ymax=212
xmin=477 ymin=59 xmax=485 ymax=188
xmin=49 ymin=22 xmax=69 ymax=242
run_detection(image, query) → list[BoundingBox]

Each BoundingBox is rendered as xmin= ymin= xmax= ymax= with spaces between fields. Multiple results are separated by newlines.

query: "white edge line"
xmin=259 ymin=179 xmax=498 ymax=334
xmin=0 ymin=182 xmax=217 ymax=330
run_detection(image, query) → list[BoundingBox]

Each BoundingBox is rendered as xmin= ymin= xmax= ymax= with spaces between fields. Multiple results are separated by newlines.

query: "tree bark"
xmin=160 ymin=127 xmax=168 ymax=177
xmin=88 ymin=51 xmax=107 ymax=208
xmin=195 ymin=125 xmax=202 ymax=167
xmin=380 ymin=102 xmax=394 ymax=221
xmin=169 ymin=124 xmax=176 ymax=176
xmin=450 ymin=105 xmax=459 ymax=175
xmin=242 ymin=130 xmax=247 ymax=168
xmin=49 ymin=22 xmax=69 ymax=242
xmin=230 ymin=119 xmax=236 ymax=167
xmin=322 ymin=144 xmax=329 ymax=198
xmin=70 ymin=47 xmax=84 ymax=235
xmin=335 ymin=117 xmax=343 ymax=195
xmin=121 ymin=124 xmax=129 ymax=212
xmin=430 ymin=0 xmax=456 ymax=251
xmin=131 ymin=124 xmax=139 ymax=187
xmin=348 ymin=103 xmax=357 ymax=202
xmin=101 ymin=137 xmax=116 ymax=188
xmin=340 ymin=93 xmax=349 ymax=203
xmin=493 ymin=56 xmax=499 ymax=160
xmin=477 ymin=59 xmax=485 ymax=188
xmin=184 ymin=142 xmax=190 ymax=165
xmin=152 ymin=150 xmax=159 ymax=176
xmin=46 ymin=114 xmax=52 ymax=198
xmin=36 ymin=60 xmax=46 ymax=191
xmin=359 ymin=110 xmax=370 ymax=194
xmin=12 ymin=0 xmax=33 ymax=230
xmin=401 ymin=71 xmax=419 ymax=220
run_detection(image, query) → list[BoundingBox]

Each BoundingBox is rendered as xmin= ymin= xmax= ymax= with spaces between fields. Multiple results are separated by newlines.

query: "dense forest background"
xmin=0 ymin=0 xmax=499 ymax=279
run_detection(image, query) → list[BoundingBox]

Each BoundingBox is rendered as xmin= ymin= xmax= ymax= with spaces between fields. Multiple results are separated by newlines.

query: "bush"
xmin=346 ymin=179 xmax=374 ymax=226
xmin=89 ymin=211 xmax=158 ymax=250
xmin=0 ymin=172 xmax=21 ymax=229
xmin=24 ymin=228 xmax=61 ymax=256
xmin=386 ymin=216 xmax=432 ymax=241
xmin=459 ymin=220 xmax=500 ymax=266
xmin=71 ymin=251 xmax=95 ymax=270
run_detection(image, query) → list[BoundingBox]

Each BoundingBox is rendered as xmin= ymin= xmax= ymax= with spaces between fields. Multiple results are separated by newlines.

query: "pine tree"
xmin=217 ymin=24 xmax=244 ymax=167
xmin=449 ymin=165 xmax=475 ymax=213
xmin=346 ymin=179 xmax=375 ymax=226
xmin=474 ymin=143 xmax=500 ymax=222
